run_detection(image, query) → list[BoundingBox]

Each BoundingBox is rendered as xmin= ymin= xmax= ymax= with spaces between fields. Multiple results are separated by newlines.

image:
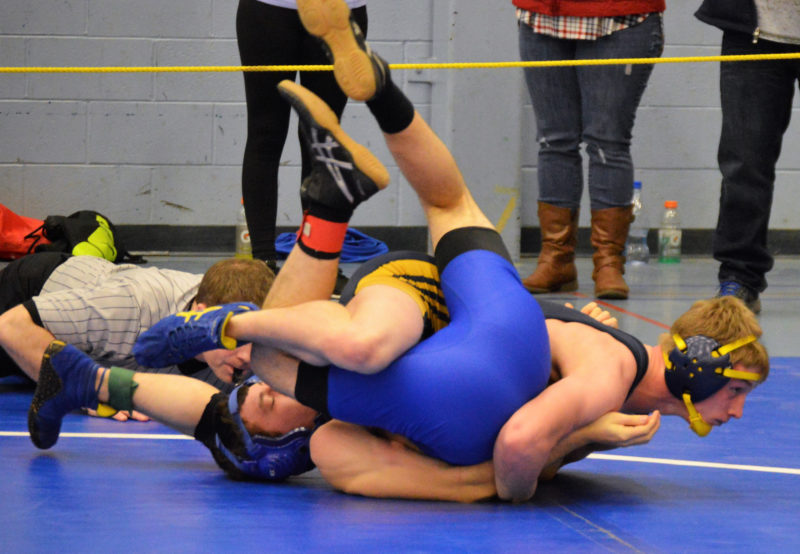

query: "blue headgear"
xmin=215 ymin=376 xmax=323 ymax=481
xmin=664 ymin=333 xmax=760 ymax=437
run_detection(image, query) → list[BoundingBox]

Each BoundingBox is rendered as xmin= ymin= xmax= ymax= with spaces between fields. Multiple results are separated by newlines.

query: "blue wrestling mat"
xmin=2 ymin=256 xmax=799 ymax=552
xmin=1 ymin=357 xmax=798 ymax=552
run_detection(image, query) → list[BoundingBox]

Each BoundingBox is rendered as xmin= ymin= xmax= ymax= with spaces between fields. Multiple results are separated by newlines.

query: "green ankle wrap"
xmin=107 ymin=367 xmax=139 ymax=411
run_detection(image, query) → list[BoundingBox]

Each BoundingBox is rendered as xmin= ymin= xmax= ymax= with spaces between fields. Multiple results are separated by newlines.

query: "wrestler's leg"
xmin=134 ymin=79 xmax=395 ymax=372
xmin=227 ymin=88 xmax=425 ymax=374
xmin=96 ymin=370 xmax=217 ymax=436
xmin=295 ymin=0 xmax=493 ymax=248
xmin=262 ymin=76 xmax=388 ymax=308
xmin=28 ymin=341 xmax=216 ymax=448
xmin=263 ymin=244 xmax=339 ymax=308
xmin=230 ymin=0 xmax=493 ymax=373
xmin=385 ymin=114 xmax=494 ymax=249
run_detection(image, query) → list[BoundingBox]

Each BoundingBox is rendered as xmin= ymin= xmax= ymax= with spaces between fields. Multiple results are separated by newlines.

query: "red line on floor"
xmin=572 ymin=292 xmax=670 ymax=330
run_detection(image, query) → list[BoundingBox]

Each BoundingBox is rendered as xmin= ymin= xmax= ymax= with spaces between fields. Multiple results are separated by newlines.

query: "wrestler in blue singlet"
xmin=298 ymin=228 xmax=551 ymax=466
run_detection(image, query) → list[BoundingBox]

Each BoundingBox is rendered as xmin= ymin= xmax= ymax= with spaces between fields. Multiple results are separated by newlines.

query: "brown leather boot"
xmin=522 ymin=202 xmax=579 ymax=293
xmin=591 ymin=205 xmax=633 ymax=299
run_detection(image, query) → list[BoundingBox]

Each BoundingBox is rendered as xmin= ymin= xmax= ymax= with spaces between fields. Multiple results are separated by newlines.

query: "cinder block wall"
xmin=2 ymin=1 xmax=798 ymax=253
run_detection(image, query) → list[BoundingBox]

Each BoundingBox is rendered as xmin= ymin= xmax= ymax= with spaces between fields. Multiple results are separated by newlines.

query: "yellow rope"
xmin=1 ymin=52 xmax=800 ymax=74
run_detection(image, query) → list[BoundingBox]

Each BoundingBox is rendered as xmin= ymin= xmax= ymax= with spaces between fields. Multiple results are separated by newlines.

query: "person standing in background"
xmin=514 ymin=0 xmax=665 ymax=299
xmin=696 ymin=0 xmax=800 ymax=314
xmin=236 ymin=0 xmax=367 ymax=272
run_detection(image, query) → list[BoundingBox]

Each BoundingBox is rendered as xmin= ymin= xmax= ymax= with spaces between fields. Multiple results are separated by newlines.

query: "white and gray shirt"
xmin=34 ymin=256 xmax=202 ymax=373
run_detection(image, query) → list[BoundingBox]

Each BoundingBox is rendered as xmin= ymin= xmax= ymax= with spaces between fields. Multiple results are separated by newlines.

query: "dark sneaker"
xmin=133 ymin=302 xmax=259 ymax=367
xmin=716 ymin=280 xmax=761 ymax=314
xmin=28 ymin=341 xmax=100 ymax=449
xmin=277 ymin=80 xmax=389 ymax=213
xmin=297 ymin=0 xmax=388 ymax=101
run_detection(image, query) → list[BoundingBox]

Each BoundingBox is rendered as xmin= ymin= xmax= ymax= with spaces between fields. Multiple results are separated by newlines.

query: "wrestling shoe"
xmin=133 ymin=302 xmax=260 ymax=367
xmin=278 ymin=80 xmax=389 ymax=214
xmin=297 ymin=0 xmax=388 ymax=101
xmin=716 ymin=280 xmax=761 ymax=314
xmin=28 ymin=341 xmax=100 ymax=449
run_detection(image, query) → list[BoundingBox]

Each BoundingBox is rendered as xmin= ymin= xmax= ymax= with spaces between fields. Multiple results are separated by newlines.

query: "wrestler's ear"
xmin=193 ymin=301 xmax=208 ymax=311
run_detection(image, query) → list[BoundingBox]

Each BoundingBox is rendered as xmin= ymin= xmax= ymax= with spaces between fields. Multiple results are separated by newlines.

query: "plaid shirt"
xmin=517 ymin=9 xmax=650 ymax=40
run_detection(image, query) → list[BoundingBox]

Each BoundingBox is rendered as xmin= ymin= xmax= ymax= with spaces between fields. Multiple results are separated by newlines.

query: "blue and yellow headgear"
xmin=664 ymin=333 xmax=761 ymax=437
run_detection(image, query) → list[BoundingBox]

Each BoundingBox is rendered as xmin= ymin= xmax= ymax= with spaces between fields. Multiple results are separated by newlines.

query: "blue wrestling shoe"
xmin=28 ymin=341 xmax=100 ymax=450
xmin=133 ymin=302 xmax=260 ymax=367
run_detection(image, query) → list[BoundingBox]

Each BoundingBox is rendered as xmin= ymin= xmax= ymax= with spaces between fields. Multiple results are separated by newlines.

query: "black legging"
xmin=236 ymin=0 xmax=368 ymax=264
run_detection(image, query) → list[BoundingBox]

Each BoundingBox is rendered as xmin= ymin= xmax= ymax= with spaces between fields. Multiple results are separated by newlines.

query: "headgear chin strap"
xmin=683 ymin=392 xmax=712 ymax=437
xmin=663 ymin=333 xmax=760 ymax=437
xmin=216 ymin=376 xmax=325 ymax=481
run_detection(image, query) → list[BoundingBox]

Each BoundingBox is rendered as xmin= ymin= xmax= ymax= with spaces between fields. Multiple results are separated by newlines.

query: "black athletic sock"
xmin=366 ymin=80 xmax=415 ymax=134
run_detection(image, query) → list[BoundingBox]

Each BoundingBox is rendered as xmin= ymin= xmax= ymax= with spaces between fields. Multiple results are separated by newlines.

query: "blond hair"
xmin=658 ymin=296 xmax=769 ymax=380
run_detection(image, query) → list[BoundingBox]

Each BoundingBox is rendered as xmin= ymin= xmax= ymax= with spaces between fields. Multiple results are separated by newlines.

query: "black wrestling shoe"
xmin=716 ymin=280 xmax=761 ymax=314
xmin=277 ymin=80 xmax=389 ymax=214
xmin=297 ymin=0 xmax=388 ymax=101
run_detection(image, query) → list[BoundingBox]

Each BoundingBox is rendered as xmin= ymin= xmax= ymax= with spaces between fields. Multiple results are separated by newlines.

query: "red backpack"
xmin=0 ymin=204 xmax=144 ymax=263
xmin=0 ymin=204 xmax=50 ymax=260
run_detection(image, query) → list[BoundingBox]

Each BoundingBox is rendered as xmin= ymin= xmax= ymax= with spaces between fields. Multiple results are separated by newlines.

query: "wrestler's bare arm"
xmin=538 ymin=410 xmax=660 ymax=481
xmin=493 ymin=325 xmax=634 ymax=502
xmin=310 ymin=421 xmax=496 ymax=503
xmin=0 ymin=305 xmax=150 ymax=422
xmin=0 ymin=305 xmax=56 ymax=381
xmin=230 ymin=285 xmax=424 ymax=375
xmin=310 ymin=406 xmax=658 ymax=502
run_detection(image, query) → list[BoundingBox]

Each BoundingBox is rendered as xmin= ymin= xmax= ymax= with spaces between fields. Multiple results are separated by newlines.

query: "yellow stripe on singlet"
xmin=353 ymin=258 xmax=449 ymax=337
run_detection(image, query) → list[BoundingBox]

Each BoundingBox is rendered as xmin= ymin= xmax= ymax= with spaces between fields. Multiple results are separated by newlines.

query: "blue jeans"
xmin=519 ymin=14 xmax=663 ymax=210
xmin=713 ymin=31 xmax=800 ymax=292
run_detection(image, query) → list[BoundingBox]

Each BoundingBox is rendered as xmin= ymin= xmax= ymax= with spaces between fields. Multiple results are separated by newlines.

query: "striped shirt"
xmin=517 ymin=9 xmax=650 ymax=40
xmin=34 ymin=256 xmax=207 ymax=376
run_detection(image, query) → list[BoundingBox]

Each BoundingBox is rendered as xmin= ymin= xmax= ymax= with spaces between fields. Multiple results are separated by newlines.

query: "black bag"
xmin=34 ymin=210 xmax=145 ymax=264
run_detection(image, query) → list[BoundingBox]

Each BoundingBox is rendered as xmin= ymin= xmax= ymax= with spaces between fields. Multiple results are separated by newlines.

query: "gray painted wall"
xmin=2 ymin=1 xmax=799 ymax=254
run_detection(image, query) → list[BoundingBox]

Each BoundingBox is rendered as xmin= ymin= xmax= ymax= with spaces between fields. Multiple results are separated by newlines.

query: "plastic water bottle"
xmin=658 ymin=200 xmax=681 ymax=263
xmin=625 ymin=180 xmax=650 ymax=265
xmin=235 ymin=198 xmax=252 ymax=259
